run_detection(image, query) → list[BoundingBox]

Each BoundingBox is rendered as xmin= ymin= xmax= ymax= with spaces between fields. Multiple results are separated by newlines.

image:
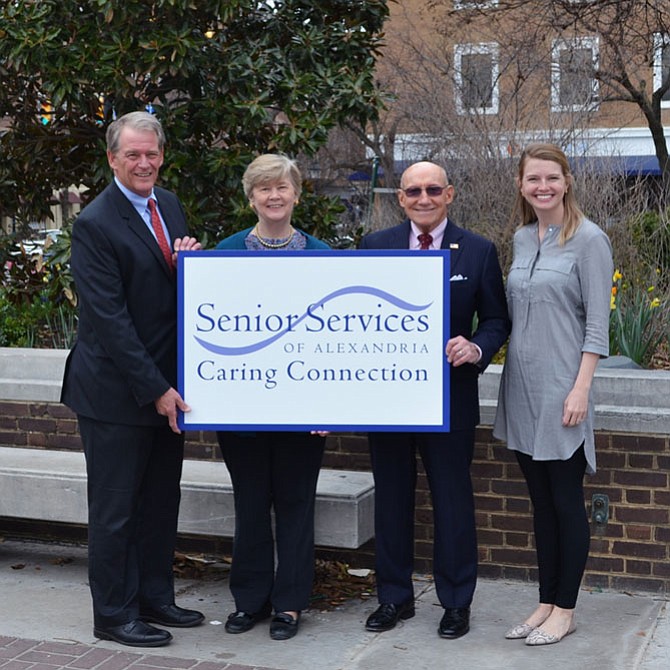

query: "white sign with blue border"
xmin=178 ymin=249 xmax=450 ymax=431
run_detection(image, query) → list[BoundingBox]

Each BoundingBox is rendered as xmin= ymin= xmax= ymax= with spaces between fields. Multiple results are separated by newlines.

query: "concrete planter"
xmin=2 ymin=348 xmax=667 ymax=435
xmin=479 ymin=363 xmax=670 ymax=435
xmin=0 ymin=347 xmax=69 ymax=402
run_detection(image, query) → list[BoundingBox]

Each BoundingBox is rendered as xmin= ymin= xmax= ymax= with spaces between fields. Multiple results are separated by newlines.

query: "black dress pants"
xmin=369 ymin=429 xmax=477 ymax=609
xmin=515 ymin=446 xmax=590 ymax=609
xmin=78 ymin=416 xmax=184 ymax=627
xmin=218 ymin=431 xmax=325 ymax=613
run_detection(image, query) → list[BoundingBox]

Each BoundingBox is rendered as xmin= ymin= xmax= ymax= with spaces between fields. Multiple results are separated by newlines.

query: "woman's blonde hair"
xmin=512 ymin=143 xmax=584 ymax=244
xmin=242 ymin=154 xmax=302 ymax=200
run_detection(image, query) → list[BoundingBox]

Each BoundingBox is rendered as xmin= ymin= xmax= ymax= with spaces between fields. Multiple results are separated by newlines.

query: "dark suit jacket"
xmin=359 ymin=219 xmax=510 ymax=431
xmin=61 ymin=181 xmax=189 ymax=426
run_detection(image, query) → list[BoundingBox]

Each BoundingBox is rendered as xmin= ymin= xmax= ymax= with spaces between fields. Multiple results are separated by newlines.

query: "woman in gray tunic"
xmin=493 ymin=144 xmax=613 ymax=646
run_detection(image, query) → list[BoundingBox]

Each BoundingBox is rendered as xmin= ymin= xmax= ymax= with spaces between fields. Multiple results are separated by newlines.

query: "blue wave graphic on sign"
xmin=194 ymin=285 xmax=433 ymax=356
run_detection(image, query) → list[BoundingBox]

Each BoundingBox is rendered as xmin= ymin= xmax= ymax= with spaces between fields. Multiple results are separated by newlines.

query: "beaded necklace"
xmin=252 ymin=225 xmax=295 ymax=249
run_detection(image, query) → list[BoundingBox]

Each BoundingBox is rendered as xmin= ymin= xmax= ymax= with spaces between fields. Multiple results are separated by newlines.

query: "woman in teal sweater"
xmin=216 ymin=154 xmax=328 ymax=641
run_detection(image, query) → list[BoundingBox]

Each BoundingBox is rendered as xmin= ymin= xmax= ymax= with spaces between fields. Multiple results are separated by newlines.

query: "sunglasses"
xmin=401 ymin=185 xmax=447 ymax=198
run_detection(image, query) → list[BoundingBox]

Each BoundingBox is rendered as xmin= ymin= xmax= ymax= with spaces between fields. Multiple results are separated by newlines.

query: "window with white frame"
xmin=653 ymin=33 xmax=670 ymax=108
xmin=454 ymin=1 xmax=498 ymax=8
xmin=454 ymin=42 xmax=499 ymax=114
xmin=551 ymin=36 xmax=599 ymax=112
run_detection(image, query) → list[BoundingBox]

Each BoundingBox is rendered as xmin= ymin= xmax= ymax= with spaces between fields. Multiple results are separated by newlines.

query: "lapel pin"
xmin=449 ymin=243 xmax=459 ymax=249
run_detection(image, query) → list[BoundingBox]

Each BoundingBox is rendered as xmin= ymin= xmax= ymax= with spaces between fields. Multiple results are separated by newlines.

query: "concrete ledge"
xmin=0 ymin=446 xmax=374 ymax=549
xmin=2 ymin=349 xmax=669 ymax=434
xmin=479 ymin=363 xmax=670 ymax=433
xmin=0 ymin=348 xmax=68 ymax=402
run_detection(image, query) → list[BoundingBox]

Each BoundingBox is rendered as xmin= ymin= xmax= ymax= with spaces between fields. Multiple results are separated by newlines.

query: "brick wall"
xmin=1 ymin=399 xmax=669 ymax=595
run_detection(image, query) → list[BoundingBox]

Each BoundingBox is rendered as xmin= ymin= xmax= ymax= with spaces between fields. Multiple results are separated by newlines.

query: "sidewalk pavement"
xmin=1 ymin=538 xmax=668 ymax=670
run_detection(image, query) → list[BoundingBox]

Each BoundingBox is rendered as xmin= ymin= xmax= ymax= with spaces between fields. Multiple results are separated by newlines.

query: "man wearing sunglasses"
xmin=359 ymin=161 xmax=510 ymax=639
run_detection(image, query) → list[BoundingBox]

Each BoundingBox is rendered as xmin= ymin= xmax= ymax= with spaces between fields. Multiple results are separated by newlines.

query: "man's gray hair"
xmin=106 ymin=111 xmax=166 ymax=155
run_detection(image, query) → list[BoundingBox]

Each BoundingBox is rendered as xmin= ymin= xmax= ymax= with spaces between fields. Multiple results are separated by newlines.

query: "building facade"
xmin=375 ymin=0 xmax=670 ymax=176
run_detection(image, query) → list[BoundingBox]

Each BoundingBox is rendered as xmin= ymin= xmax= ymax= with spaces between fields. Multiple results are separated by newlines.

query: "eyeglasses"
xmin=401 ymin=185 xmax=447 ymax=198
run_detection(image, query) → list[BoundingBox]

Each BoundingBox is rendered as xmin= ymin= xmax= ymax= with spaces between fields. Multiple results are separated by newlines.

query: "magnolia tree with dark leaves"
xmin=0 ymin=0 xmax=389 ymax=242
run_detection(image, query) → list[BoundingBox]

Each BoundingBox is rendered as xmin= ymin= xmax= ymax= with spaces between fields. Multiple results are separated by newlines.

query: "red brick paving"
xmin=0 ymin=638 xmax=271 ymax=670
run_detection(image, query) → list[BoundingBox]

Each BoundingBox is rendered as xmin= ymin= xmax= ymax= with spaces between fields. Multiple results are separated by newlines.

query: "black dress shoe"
xmin=269 ymin=612 xmax=300 ymax=640
xmin=225 ymin=607 xmax=272 ymax=634
xmin=140 ymin=603 xmax=205 ymax=628
xmin=438 ymin=607 xmax=470 ymax=639
xmin=365 ymin=601 xmax=415 ymax=632
xmin=94 ymin=619 xmax=172 ymax=647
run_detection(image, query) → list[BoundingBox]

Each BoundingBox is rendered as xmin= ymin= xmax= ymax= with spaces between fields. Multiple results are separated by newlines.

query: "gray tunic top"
xmin=493 ymin=219 xmax=613 ymax=474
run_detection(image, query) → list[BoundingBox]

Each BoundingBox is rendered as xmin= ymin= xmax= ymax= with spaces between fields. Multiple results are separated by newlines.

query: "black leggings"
xmin=515 ymin=446 xmax=590 ymax=609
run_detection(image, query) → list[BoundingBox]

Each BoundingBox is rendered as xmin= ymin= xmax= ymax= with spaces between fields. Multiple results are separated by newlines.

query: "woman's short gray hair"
xmin=106 ymin=111 xmax=166 ymax=155
xmin=242 ymin=154 xmax=302 ymax=199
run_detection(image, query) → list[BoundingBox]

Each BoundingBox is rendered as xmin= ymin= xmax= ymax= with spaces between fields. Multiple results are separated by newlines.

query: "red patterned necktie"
xmin=418 ymin=233 xmax=433 ymax=250
xmin=148 ymin=198 xmax=174 ymax=270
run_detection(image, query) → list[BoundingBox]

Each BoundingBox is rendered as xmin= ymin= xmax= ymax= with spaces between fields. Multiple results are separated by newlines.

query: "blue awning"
xmin=571 ymin=155 xmax=662 ymax=176
xmin=350 ymin=155 xmax=663 ymax=181
xmin=348 ymin=170 xmax=372 ymax=181
xmin=621 ymin=155 xmax=661 ymax=176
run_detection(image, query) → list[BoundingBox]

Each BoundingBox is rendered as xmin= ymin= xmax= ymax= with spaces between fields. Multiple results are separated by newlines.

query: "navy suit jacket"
xmin=359 ymin=219 xmax=510 ymax=431
xmin=61 ymin=182 xmax=189 ymax=426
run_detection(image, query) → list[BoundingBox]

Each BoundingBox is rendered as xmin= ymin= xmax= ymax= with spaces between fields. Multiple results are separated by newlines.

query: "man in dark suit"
xmin=359 ymin=161 xmax=510 ymax=639
xmin=61 ymin=111 xmax=203 ymax=648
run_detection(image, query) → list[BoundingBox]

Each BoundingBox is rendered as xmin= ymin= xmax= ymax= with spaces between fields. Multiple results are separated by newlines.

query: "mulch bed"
xmin=173 ymin=553 xmax=376 ymax=611
xmin=310 ymin=559 xmax=376 ymax=609
xmin=650 ymin=342 xmax=670 ymax=370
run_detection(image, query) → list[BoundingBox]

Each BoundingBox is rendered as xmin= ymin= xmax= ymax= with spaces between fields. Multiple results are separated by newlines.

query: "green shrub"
xmin=1 ymin=229 xmax=77 ymax=349
xmin=609 ymin=269 xmax=669 ymax=368
xmin=629 ymin=210 xmax=670 ymax=282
